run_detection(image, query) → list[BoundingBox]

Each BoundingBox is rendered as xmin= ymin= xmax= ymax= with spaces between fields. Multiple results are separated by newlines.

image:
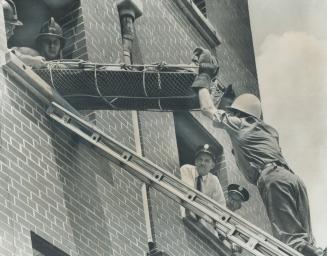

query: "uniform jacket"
xmin=213 ymin=110 xmax=289 ymax=184
xmin=180 ymin=164 xmax=226 ymax=206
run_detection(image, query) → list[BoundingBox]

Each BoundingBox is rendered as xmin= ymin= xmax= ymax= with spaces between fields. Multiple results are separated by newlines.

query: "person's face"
xmin=39 ymin=36 xmax=61 ymax=60
xmin=226 ymin=195 xmax=242 ymax=211
xmin=5 ymin=23 xmax=16 ymax=40
xmin=227 ymin=109 xmax=247 ymax=118
xmin=195 ymin=152 xmax=215 ymax=176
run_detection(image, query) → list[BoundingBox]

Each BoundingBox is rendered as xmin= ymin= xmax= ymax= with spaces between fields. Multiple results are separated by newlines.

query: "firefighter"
xmin=191 ymin=47 xmax=326 ymax=256
xmin=35 ymin=17 xmax=65 ymax=61
xmin=3 ymin=0 xmax=43 ymax=67
xmin=4 ymin=8 xmax=70 ymax=69
xmin=3 ymin=0 xmax=22 ymax=40
xmin=8 ymin=17 xmax=66 ymax=68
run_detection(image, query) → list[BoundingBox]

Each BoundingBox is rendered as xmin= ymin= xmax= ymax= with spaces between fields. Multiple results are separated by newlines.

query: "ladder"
xmin=46 ymin=101 xmax=304 ymax=256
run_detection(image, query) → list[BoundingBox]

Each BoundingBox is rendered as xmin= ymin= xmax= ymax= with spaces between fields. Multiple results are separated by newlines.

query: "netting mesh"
xmin=33 ymin=62 xmax=199 ymax=111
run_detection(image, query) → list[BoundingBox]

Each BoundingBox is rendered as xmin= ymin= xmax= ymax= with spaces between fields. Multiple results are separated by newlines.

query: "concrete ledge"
xmin=175 ymin=0 xmax=221 ymax=48
xmin=182 ymin=215 xmax=232 ymax=256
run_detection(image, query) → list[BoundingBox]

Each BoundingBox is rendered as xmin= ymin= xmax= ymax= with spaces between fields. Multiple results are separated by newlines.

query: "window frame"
xmin=175 ymin=0 xmax=221 ymax=48
xmin=31 ymin=232 xmax=70 ymax=256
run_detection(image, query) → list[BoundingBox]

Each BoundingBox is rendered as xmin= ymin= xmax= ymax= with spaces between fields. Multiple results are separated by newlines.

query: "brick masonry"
xmin=0 ymin=0 xmax=271 ymax=256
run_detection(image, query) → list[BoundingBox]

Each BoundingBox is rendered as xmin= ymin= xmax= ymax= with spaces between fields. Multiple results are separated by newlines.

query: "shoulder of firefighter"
xmin=213 ymin=110 xmax=245 ymax=132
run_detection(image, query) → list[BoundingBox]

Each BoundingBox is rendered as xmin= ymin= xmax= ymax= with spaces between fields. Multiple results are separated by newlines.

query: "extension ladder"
xmin=46 ymin=101 xmax=303 ymax=256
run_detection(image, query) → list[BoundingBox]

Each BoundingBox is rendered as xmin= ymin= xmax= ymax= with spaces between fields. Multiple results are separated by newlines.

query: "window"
xmin=175 ymin=0 xmax=220 ymax=48
xmin=31 ymin=232 xmax=70 ymax=256
xmin=8 ymin=0 xmax=83 ymax=59
xmin=192 ymin=0 xmax=207 ymax=17
xmin=173 ymin=112 xmax=222 ymax=167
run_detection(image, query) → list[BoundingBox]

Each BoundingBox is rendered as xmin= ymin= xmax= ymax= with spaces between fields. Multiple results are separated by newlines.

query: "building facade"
xmin=1 ymin=0 xmax=271 ymax=255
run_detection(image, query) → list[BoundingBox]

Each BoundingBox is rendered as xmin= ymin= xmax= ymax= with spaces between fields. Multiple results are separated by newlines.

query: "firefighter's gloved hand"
xmin=191 ymin=47 xmax=218 ymax=90
xmin=192 ymin=47 xmax=218 ymax=76
xmin=192 ymin=47 xmax=216 ymax=65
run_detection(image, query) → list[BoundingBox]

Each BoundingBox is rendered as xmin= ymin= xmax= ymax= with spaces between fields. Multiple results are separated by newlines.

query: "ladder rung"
xmin=121 ymin=151 xmax=132 ymax=161
xmin=154 ymin=172 xmax=164 ymax=181
xmin=186 ymin=191 xmax=197 ymax=201
xmin=63 ymin=114 xmax=71 ymax=123
xmin=221 ymin=213 xmax=231 ymax=222
xmin=247 ymin=237 xmax=259 ymax=249
xmin=91 ymin=133 xmax=101 ymax=142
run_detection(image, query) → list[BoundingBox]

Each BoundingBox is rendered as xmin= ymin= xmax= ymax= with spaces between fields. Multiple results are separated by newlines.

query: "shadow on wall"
xmin=50 ymin=125 xmax=114 ymax=256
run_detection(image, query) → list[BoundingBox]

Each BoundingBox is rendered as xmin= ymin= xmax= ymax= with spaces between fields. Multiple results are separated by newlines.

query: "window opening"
xmin=173 ymin=111 xmax=222 ymax=168
xmin=31 ymin=232 xmax=70 ymax=256
xmin=192 ymin=0 xmax=207 ymax=17
xmin=7 ymin=0 xmax=81 ymax=59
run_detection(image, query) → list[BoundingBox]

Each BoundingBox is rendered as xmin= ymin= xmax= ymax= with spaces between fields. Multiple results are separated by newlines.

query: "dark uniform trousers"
xmin=257 ymin=165 xmax=315 ymax=251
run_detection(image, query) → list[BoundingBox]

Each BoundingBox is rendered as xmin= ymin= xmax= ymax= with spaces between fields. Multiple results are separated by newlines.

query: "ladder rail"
xmin=47 ymin=102 xmax=304 ymax=256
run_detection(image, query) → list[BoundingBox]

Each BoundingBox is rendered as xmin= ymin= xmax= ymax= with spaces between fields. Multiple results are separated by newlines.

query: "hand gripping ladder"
xmin=46 ymin=102 xmax=304 ymax=256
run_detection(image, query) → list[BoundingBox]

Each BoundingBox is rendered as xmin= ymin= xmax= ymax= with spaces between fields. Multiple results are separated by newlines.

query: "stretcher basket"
xmin=33 ymin=61 xmax=201 ymax=111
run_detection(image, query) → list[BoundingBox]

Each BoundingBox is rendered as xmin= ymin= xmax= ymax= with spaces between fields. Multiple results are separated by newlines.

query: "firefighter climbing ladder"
xmin=46 ymin=101 xmax=304 ymax=256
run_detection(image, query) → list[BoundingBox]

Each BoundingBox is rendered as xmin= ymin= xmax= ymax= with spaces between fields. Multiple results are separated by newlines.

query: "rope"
xmin=158 ymin=99 xmax=163 ymax=111
xmin=93 ymin=64 xmax=117 ymax=109
xmin=45 ymin=60 xmax=198 ymax=70
xmin=63 ymin=94 xmax=196 ymax=99
xmin=157 ymin=71 xmax=162 ymax=90
xmin=48 ymin=62 xmax=55 ymax=89
xmin=142 ymin=69 xmax=149 ymax=97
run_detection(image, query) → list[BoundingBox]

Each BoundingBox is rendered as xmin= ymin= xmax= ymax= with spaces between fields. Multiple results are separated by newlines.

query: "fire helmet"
xmin=36 ymin=17 xmax=65 ymax=48
xmin=228 ymin=93 xmax=262 ymax=119
xmin=3 ymin=0 xmax=23 ymax=26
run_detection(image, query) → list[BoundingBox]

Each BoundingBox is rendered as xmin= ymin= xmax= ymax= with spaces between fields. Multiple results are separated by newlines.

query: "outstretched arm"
xmin=198 ymin=87 xmax=218 ymax=120
xmin=12 ymin=47 xmax=46 ymax=68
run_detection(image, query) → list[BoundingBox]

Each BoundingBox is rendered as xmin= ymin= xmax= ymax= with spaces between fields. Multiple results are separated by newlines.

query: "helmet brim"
xmin=6 ymin=20 xmax=23 ymax=26
xmin=226 ymin=105 xmax=256 ymax=118
xmin=36 ymin=34 xmax=66 ymax=47
xmin=226 ymin=105 xmax=244 ymax=113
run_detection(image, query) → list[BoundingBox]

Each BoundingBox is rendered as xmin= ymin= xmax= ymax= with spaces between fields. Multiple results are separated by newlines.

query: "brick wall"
xmin=61 ymin=2 xmax=88 ymax=60
xmin=207 ymin=0 xmax=258 ymax=81
xmin=0 ymin=0 xmax=272 ymax=256
xmin=0 ymin=70 xmax=148 ymax=256
xmin=79 ymin=0 xmax=123 ymax=63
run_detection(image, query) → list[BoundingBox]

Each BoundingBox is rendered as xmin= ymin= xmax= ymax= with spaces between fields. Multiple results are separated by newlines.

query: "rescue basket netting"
xmin=33 ymin=61 xmax=205 ymax=111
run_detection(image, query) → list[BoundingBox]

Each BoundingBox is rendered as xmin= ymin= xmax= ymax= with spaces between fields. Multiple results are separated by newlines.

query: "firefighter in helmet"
xmin=3 ymin=0 xmax=43 ymax=67
xmin=6 ymin=16 xmax=66 ymax=68
xmin=191 ymin=47 xmax=326 ymax=256
xmin=36 ymin=17 xmax=65 ymax=61
xmin=3 ymin=0 xmax=22 ymax=40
